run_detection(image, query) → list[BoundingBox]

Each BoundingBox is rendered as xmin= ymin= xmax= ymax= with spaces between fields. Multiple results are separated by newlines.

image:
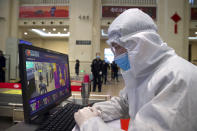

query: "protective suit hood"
xmin=107 ymin=9 xmax=175 ymax=78
xmin=107 ymin=8 xmax=177 ymax=121
xmin=79 ymin=8 xmax=197 ymax=131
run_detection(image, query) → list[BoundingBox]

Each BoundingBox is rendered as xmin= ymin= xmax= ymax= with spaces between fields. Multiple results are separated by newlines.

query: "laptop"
xmin=18 ymin=45 xmax=82 ymax=130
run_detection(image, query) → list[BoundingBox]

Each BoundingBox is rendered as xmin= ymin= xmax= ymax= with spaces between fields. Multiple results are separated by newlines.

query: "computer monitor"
xmin=19 ymin=44 xmax=71 ymax=123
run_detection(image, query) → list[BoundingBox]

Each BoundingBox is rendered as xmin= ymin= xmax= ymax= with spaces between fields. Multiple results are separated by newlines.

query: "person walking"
xmin=75 ymin=59 xmax=80 ymax=79
xmin=102 ymin=60 xmax=110 ymax=84
xmin=112 ymin=61 xmax=119 ymax=82
xmin=91 ymin=53 xmax=103 ymax=92
xmin=110 ymin=62 xmax=114 ymax=81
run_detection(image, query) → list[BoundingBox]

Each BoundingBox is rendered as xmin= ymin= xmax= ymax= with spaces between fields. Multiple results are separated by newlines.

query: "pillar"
xmin=69 ymin=0 xmax=101 ymax=75
xmin=157 ymin=0 xmax=189 ymax=59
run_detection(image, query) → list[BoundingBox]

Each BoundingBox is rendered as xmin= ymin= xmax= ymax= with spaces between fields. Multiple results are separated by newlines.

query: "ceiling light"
xmin=42 ymin=28 xmax=46 ymax=31
xmin=64 ymin=28 xmax=67 ymax=31
xmin=31 ymin=29 xmax=70 ymax=37
xmin=24 ymin=32 xmax=28 ymax=35
xmin=53 ymin=28 xmax=56 ymax=31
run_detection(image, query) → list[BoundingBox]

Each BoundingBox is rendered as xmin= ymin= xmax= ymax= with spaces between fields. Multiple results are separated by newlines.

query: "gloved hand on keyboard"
xmin=74 ymin=107 xmax=101 ymax=127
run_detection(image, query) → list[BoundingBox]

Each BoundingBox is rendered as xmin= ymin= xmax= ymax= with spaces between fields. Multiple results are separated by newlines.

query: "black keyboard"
xmin=36 ymin=103 xmax=84 ymax=131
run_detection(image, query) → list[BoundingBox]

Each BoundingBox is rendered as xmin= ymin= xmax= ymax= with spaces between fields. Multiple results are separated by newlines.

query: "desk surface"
xmin=4 ymin=96 xmax=111 ymax=130
xmin=0 ymin=89 xmax=21 ymax=95
xmin=6 ymin=120 xmax=121 ymax=131
xmin=6 ymin=122 xmax=38 ymax=131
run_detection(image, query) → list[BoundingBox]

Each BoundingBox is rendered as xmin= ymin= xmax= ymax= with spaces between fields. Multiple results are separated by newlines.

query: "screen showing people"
xmin=25 ymin=49 xmax=70 ymax=115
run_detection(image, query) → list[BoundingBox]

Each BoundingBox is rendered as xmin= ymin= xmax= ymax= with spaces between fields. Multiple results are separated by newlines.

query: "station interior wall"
xmin=25 ymin=38 xmax=69 ymax=54
xmin=23 ymin=37 xmax=110 ymax=76
xmin=1 ymin=0 xmax=197 ymax=80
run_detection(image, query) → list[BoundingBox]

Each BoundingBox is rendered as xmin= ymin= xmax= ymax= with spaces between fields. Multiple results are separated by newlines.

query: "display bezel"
xmin=19 ymin=44 xmax=71 ymax=123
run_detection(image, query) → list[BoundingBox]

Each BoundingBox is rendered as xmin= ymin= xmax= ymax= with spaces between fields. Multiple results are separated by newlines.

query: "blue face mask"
xmin=114 ymin=53 xmax=130 ymax=71
xmin=96 ymin=56 xmax=100 ymax=59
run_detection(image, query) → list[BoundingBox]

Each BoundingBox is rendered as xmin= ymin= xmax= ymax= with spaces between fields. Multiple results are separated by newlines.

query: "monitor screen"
xmin=19 ymin=45 xmax=71 ymax=123
xmin=19 ymin=39 xmax=32 ymax=45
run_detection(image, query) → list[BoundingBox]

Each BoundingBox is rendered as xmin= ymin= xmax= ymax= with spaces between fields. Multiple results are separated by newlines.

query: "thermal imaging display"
xmin=23 ymin=48 xmax=70 ymax=115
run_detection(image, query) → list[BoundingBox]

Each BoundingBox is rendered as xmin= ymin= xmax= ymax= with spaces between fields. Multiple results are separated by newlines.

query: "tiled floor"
xmin=90 ymin=76 xmax=125 ymax=97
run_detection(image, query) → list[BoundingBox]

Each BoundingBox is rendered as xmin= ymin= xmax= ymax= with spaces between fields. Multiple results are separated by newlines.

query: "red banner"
xmin=19 ymin=6 xmax=69 ymax=18
xmin=191 ymin=8 xmax=197 ymax=20
xmin=102 ymin=6 xmax=156 ymax=20
xmin=0 ymin=83 xmax=21 ymax=89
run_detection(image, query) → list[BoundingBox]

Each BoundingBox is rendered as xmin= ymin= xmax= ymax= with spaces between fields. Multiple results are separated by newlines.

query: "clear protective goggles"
xmin=111 ymin=43 xmax=127 ymax=57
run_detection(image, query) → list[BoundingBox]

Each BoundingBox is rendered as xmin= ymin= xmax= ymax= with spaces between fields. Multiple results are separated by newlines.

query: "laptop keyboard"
xmin=36 ymin=103 xmax=84 ymax=131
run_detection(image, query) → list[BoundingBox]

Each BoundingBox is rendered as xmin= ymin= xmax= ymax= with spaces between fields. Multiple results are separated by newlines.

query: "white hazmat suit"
xmin=75 ymin=9 xmax=197 ymax=131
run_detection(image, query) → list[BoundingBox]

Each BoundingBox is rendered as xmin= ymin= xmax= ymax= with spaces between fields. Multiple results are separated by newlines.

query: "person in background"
xmin=110 ymin=62 xmax=114 ymax=81
xmin=0 ymin=50 xmax=6 ymax=82
xmin=74 ymin=9 xmax=197 ymax=131
xmin=102 ymin=60 xmax=110 ymax=84
xmin=75 ymin=59 xmax=80 ymax=79
xmin=111 ymin=61 xmax=119 ymax=82
xmin=91 ymin=52 xmax=103 ymax=92
xmin=39 ymin=75 xmax=47 ymax=94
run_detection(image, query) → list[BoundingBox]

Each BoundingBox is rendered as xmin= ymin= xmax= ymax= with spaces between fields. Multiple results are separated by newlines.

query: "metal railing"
xmin=20 ymin=0 xmax=69 ymax=5
xmin=101 ymin=0 xmax=157 ymax=5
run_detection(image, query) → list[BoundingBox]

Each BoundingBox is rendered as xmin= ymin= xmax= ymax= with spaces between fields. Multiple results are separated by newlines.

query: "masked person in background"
xmin=74 ymin=9 xmax=197 ymax=131
xmin=91 ymin=52 xmax=103 ymax=92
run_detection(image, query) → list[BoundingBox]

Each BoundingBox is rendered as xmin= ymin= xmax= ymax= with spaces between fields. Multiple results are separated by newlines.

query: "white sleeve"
xmin=93 ymin=88 xmax=129 ymax=122
xmin=80 ymin=117 xmax=124 ymax=131
xmin=130 ymin=73 xmax=197 ymax=131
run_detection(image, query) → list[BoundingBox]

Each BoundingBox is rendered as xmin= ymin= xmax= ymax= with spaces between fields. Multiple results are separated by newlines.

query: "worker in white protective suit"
xmin=74 ymin=8 xmax=197 ymax=131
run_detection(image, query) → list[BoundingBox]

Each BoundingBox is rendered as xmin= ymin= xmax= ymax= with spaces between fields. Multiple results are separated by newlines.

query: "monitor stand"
xmin=29 ymin=106 xmax=62 ymax=125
